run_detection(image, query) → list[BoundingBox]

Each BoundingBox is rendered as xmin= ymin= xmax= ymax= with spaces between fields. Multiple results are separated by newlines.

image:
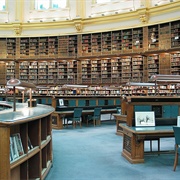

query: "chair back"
xmin=173 ymin=126 xmax=180 ymax=145
xmin=94 ymin=107 xmax=102 ymax=117
xmin=73 ymin=108 xmax=83 ymax=119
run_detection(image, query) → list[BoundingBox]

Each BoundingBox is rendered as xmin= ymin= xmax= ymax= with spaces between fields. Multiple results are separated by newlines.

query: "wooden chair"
xmin=87 ymin=107 xmax=102 ymax=126
xmin=173 ymin=126 xmax=180 ymax=171
xmin=66 ymin=108 xmax=83 ymax=128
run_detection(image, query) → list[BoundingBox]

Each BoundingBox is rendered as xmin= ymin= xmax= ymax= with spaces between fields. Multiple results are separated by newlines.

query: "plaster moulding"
xmin=73 ymin=18 xmax=83 ymax=32
xmin=13 ymin=23 xmax=22 ymax=36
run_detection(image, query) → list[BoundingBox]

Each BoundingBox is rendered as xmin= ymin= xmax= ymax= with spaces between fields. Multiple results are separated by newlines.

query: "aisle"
xmin=46 ymin=122 xmax=179 ymax=180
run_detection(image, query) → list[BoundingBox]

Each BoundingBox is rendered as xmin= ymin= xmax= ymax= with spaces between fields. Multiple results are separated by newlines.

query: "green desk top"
xmin=120 ymin=123 xmax=174 ymax=134
xmin=0 ymin=101 xmax=54 ymax=123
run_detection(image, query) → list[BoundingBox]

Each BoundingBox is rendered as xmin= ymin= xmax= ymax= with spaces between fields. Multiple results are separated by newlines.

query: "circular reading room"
xmin=0 ymin=0 xmax=180 ymax=180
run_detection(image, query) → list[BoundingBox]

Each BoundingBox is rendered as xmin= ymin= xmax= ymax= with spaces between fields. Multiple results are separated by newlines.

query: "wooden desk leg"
xmin=121 ymin=130 xmax=144 ymax=163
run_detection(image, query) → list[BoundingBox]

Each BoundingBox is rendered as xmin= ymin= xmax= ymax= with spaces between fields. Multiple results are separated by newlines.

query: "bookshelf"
xmin=159 ymin=22 xmax=171 ymax=50
xmin=20 ymin=38 xmax=29 ymax=57
xmin=82 ymin=34 xmax=91 ymax=56
xmin=170 ymin=52 xmax=180 ymax=75
xmin=121 ymin=56 xmax=132 ymax=82
xmin=171 ymin=20 xmax=180 ymax=48
xmin=92 ymin=33 xmax=102 ymax=56
xmin=0 ymin=20 xmax=179 ymax=90
xmin=132 ymin=27 xmax=143 ymax=52
xmin=112 ymin=30 xmax=121 ymax=53
xmin=102 ymin=32 xmax=111 ymax=55
xmin=122 ymin=29 xmax=132 ymax=53
xmin=148 ymin=25 xmax=159 ymax=50
xmin=147 ymin=54 xmax=159 ymax=81
xmin=0 ymin=103 xmax=54 ymax=180
xmin=68 ymin=35 xmax=78 ymax=57
xmin=131 ymin=56 xmax=144 ymax=82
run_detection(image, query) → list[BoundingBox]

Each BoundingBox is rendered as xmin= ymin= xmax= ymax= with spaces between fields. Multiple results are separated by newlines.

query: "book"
xmin=10 ymin=133 xmax=24 ymax=161
xmin=11 ymin=136 xmax=19 ymax=160
xmin=28 ymin=136 xmax=33 ymax=150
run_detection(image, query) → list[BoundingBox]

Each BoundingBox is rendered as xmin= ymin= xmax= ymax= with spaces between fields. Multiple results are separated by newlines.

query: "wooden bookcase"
xmin=0 ymin=104 xmax=54 ymax=180
xmin=0 ymin=20 xmax=180 ymax=89
xmin=171 ymin=20 xmax=180 ymax=48
xmin=147 ymin=54 xmax=159 ymax=81
xmin=148 ymin=25 xmax=159 ymax=50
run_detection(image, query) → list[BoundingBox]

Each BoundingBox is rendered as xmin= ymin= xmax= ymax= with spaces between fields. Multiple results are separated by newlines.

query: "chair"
xmin=87 ymin=107 xmax=102 ymax=126
xmin=110 ymin=107 xmax=121 ymax=120
xmin=66 ymin=108 xmax=83 ymax=128
xmin=173 ymin=126 xmax=180 ymax=171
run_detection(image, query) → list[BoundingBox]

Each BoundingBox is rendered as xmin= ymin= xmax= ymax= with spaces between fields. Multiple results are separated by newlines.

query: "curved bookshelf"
xmin=0 ymin=102 xmax=54 ymax=180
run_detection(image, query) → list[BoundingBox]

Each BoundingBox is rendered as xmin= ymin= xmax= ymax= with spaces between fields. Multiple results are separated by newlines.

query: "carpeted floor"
xmin=45 ymin=121 xmax=180 ymax=180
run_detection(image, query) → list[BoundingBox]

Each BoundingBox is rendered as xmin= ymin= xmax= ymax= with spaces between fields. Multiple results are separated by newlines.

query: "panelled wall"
xmin=0 ymin=20 xmax=179 ymax=86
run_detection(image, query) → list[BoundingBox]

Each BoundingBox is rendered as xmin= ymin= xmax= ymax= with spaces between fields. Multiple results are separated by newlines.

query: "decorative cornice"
xmin=13 ymin=23 xmax=22 ymax=36
xmin=138 ymin=9 xmax=149 ymax=24
xmin=0 ymin=1 xmax=179 ymax=37
xmin=73 ymin=18 xmax=83 ymax=32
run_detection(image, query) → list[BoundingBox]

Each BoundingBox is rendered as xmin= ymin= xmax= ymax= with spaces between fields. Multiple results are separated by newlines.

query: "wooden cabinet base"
xmin=51 ymin=113 xmax=63 ymax=129
xmin=122 ymin=130 xmax=144 ymax=164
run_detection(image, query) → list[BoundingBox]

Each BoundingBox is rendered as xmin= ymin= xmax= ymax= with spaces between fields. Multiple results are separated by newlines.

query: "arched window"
xmin=35 ymin=0 xmax=67 ymax=10
xmin=0 ymin=0 xmax=6 ymax=11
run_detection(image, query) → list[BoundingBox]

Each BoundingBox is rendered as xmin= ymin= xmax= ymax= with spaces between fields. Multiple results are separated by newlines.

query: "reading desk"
xmin=119 ymin=123 xmax=174 ymax=163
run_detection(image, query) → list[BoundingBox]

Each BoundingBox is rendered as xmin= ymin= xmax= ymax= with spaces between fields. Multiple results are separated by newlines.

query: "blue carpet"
xmin=46 ymin=121 xmax=180 ymax=180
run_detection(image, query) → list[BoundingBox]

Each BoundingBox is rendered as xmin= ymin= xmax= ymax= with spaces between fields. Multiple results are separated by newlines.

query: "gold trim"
xmin=0 ymin=1 xmax=179 ymax=37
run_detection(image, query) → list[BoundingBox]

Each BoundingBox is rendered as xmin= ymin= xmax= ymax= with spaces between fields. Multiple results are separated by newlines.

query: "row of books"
xmin=10 ymin=133 xmax=33 ymax=162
